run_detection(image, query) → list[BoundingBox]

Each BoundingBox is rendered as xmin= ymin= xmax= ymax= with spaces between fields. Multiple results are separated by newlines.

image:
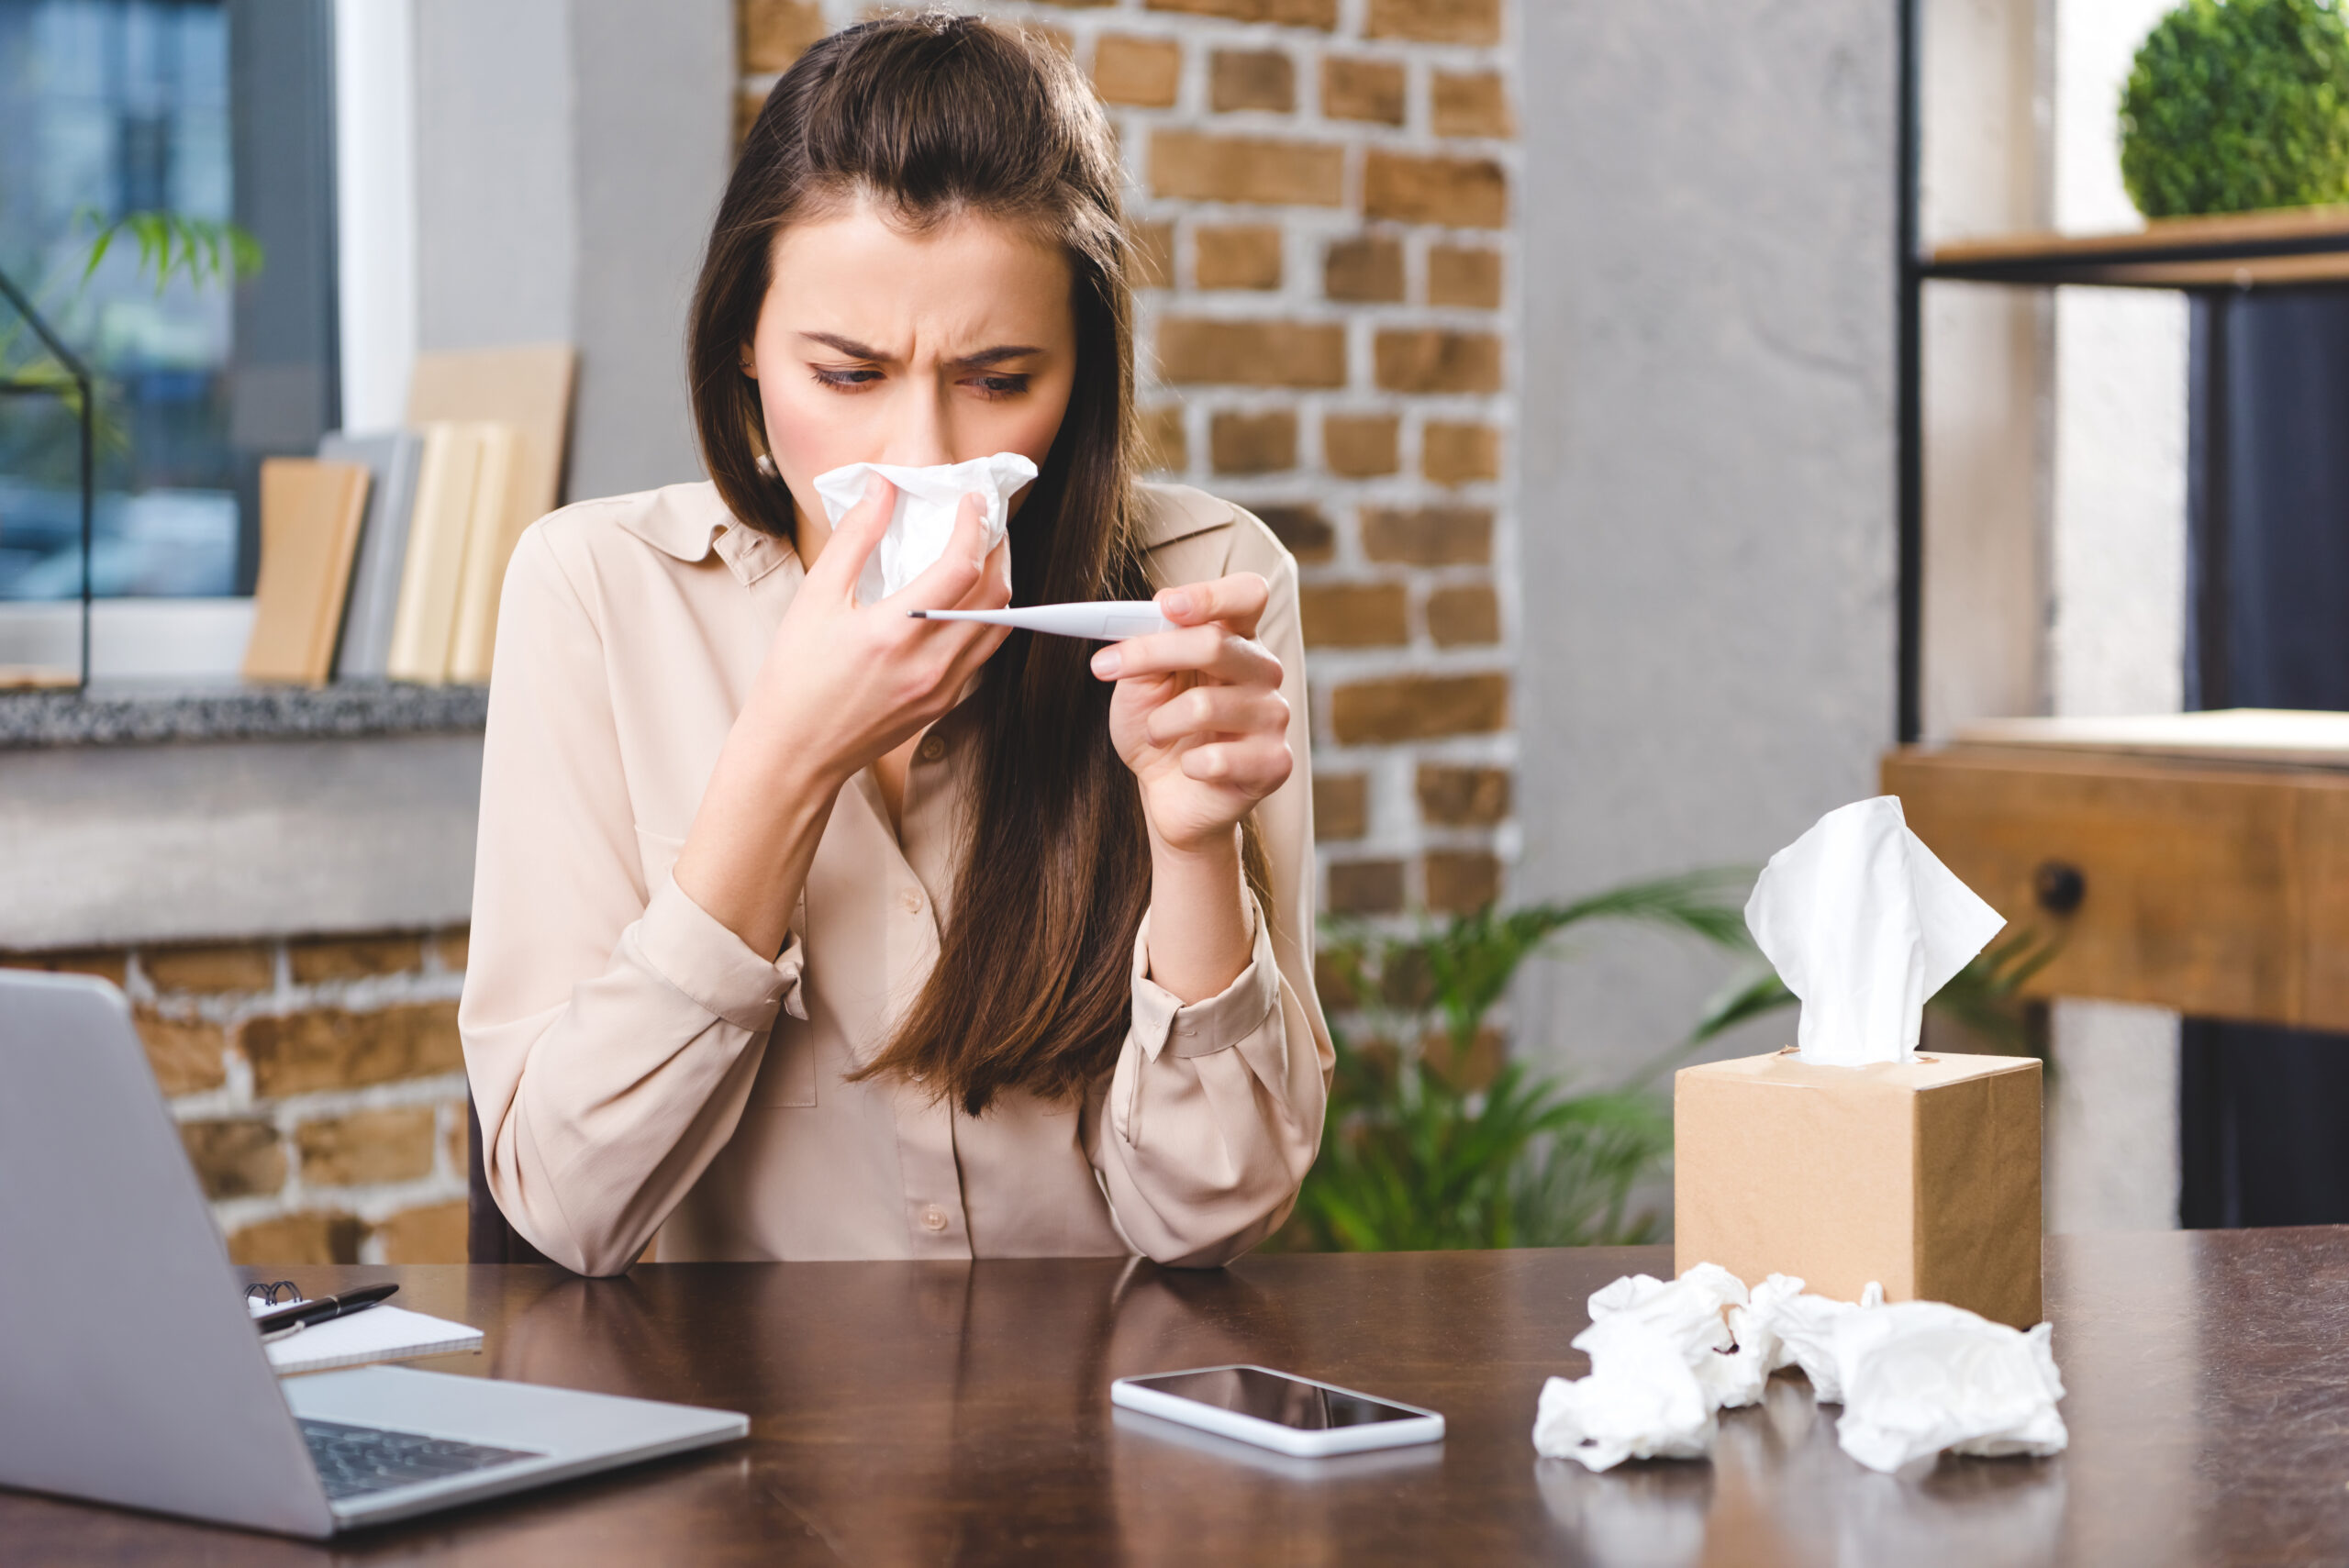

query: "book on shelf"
xmin=384 ymin=421 xmax=498 ymax=684
xmin=321 ymin=429 xmax=426 ymax=683
xmin=241 ymin=458 xmax=373 ymax=687
xmin=446 ymin=422 xmax=522 ymax=684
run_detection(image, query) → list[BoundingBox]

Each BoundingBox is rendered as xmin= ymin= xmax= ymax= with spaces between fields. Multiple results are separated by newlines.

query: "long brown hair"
xmin=687 ymin=15 xmax=1158 ymax=1114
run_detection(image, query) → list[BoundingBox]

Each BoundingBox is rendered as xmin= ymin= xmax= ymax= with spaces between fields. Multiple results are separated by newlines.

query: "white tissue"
xmin=1533 ymin=1324 xmax=1718 ymax=1472
xmin=1744 ymin=795 xmax=2007 ymax=1065
xmin=810 ymin=451 xmax=1039 ymax=606
xmin=1830 ymin=1300 xmax=2068 ymax=1473
xmin=1742 ymin=1273 xmax=1884 ymax=1403
xmin=1533 ymin=1263 xmax=1771 ymax=1471
xmin=1533 ymin=1267 xmax=2065 ymax=1477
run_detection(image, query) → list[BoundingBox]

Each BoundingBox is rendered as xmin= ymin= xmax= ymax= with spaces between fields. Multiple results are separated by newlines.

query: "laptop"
xmin=0 ymin=970 xmax=747 ymax=1538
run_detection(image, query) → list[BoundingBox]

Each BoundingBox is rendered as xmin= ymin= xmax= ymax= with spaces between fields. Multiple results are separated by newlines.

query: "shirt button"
xmin=921 ymin=1206 xmax=949 ymax=1232
xmin=917 ymin=734 xmax=946 ymax=762
xmin=901 ymin=887 xmax=925 ymax=915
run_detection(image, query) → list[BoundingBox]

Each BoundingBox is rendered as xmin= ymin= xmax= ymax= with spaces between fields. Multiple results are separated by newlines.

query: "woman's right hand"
xmin=673 ymin=477 xmax=1010 ymax=957
xmin=739 ymin=476 xmax=1014 ymax=785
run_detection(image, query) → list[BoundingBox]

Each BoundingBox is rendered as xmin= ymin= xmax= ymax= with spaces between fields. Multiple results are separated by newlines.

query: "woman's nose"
xmin=877 ymin=383 xmax=954 ymax=470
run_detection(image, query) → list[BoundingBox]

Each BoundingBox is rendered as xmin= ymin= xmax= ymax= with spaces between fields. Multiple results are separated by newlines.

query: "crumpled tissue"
xmin=1744 ymin=795 xmax=2008 ymax=1065
xmin=1533 ymin=1263 xmax=1765 ymax=1471
xmin=1829 ymin=1298 xmax=2068 ymax=1473
xmin=1535 ymin=1266 xmax=2066 ymax=1475
xmin=810 ymin=451 xmax=1039 ymax=606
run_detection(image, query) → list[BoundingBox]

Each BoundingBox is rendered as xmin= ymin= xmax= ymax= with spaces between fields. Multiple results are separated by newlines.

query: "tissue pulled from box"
xmin=1534 ymin=1266 xmax=2065 ymax=1475
xmin=1744 ymin=795 xmax=2008 ymax=1065
xmin=1831 ymin=1300 xmax=2068 ymax=1473
xmin=810 ymin=451 xmax=1039 ymax=606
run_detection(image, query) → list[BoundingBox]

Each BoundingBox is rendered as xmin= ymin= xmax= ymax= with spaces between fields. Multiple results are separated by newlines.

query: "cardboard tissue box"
xmin=1673 ymin=796 xmax=2044 ymax=1329
xmin=1673 ymin=1047 xmax=2043 ymax=1329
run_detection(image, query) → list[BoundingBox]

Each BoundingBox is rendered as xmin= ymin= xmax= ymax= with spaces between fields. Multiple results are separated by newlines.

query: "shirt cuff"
xmin=1130 ymin=898 xmax=1282 ymax=1062
xmin=631 ymin=873 xmax=808 ymax=1031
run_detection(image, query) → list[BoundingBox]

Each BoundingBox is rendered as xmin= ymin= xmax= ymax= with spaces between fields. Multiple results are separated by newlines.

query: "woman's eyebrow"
xmin=799 ymin=331 xmax=890 ymax=360
xmin=952 ymin=344 xmax=1043 ymax=368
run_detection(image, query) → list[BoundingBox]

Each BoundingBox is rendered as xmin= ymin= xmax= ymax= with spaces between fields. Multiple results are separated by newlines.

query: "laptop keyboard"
xmin=300 ymin=1417 xmax=544 ymax=1501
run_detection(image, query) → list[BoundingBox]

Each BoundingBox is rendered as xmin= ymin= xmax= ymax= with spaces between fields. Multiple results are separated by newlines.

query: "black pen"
xmin=253 ymin=1283 xmax=399 ymax=1334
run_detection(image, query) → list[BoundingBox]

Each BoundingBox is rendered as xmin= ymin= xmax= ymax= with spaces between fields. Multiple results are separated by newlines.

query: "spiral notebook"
xmin=245 ymin=1293 xmax=484 ymax=1376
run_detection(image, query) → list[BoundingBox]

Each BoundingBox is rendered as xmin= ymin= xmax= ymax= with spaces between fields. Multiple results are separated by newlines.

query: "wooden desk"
xmin=9 ymin=1231 xmax=2349 ymax=1564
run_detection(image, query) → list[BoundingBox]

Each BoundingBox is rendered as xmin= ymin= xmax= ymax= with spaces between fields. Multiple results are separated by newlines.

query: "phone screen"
xmin=1124 ymin=1368 xmax=1422 ymax=1430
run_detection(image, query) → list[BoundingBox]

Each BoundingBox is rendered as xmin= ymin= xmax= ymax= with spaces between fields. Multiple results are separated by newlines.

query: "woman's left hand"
xmin=1094 ymin=573 xmax=1293 ymax=856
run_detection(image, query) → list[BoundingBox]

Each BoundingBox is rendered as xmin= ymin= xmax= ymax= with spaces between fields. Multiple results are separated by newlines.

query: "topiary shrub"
xmin=2121 ymin=0 xmax=2349 ymax=218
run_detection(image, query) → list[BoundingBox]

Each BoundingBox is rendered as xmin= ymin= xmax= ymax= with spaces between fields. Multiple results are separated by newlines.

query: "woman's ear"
xmin=739 ymin=344 xmax=757 ymax=378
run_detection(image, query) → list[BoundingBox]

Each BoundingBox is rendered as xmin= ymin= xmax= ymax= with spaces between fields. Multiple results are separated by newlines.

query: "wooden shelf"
xmin=1923 ymin=205 xmax=2349 ymax=288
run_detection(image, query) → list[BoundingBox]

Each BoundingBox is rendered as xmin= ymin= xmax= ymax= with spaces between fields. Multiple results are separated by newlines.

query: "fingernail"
xmin=1091 ymin=648 xmax=1122 ymax=678
xmin=1160 ymin=589 xmax=1195 ymax=618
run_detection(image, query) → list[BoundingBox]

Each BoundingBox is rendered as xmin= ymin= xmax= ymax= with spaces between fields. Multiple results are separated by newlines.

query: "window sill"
xmin=0 ymin=682 xmax=488 ymax=751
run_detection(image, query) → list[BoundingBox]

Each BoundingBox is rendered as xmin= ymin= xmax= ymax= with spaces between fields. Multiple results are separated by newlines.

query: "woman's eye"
xmin=811 ymin=366 xmax=882 ymax=390
xmin=964 ymin=374 xmax=1030 ymax=399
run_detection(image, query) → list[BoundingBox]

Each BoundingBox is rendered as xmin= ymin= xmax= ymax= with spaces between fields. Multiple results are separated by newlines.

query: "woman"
xmin=460 ymin=15 xmax=1330 ymax=1276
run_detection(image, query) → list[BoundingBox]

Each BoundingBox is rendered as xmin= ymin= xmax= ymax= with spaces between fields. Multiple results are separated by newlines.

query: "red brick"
xmin=1210 ymin=49 xmax=1295 ymax=113
xmin=1315 ymin=948 xmax=1364 ymax=1008
xmin=1151 ymin=130 xmax=1344 ymax=206
xmin=1375 ymin=329 xmax=1503 ymax=394
xmin=144 ymin=941 xmax=273 ymax=995
xmin=1140 ymin=405 xmax=1189 ymax=473
xmin=445 ymin=1106 xmax=467 ymax=1179
xmin=1323 ymin=414 xmax=1399 ymax=477
xmin=1146 ymin=0 xmax=1337 ymax=24
xmin=736 ymin=88 xmax=764 ymax=149
xmin=1362 ymin=506 xmax=1492 ymax=564
xmin=1417 ymin=764 xmax=1511 ymax=826
xmin=1422 ymin=421 xmax=1500 ymax=484
xmin=180 ymin=1118 xmax=286 ymax=1199
xmin=1422 ymin=1025 xmax=1505 ymax=1092
xmin=1366 ymin=0 xmax=1500 ymax=44
xmin=227 ymin=1211 xmax=363 ymax=1266
xmin=433 ymin=929 xmax=470 ymax=973
xmin=1094 ymin=34 xmax=1181 ymax=107
xmin=1252 ymin=504 xmax=1333 ymax=562
xmin=1195 ymin=225 xmax=1283 ymax=290
xmin=1301 ymin=583 xmax=1409 ymax=647
xmin=1331 ymin=673 xmax=1509 ymax=742
xmin=1324 ymin=236 xmax=1405 ymax=303
xmin=1321 ymin=57 xmax=1406 ymax=125
xmin=1364 ymin=150 xmax=1508 ymax=228
xmin=239 ymin=1001 xmax=463 ymax=1098
xmin=1158 ymin=318 xmax=1347 ymax=387
xmin=1130 ymin=219 xmax=1175 ymax=289
xmin=1426 ymin=584 xmax=1500 ymax=646
xmin=288 ymin=932 xmax=428 ymax=985
xmin=1428 ymin=246 xmax=1503 ymax=308
xmin=376 ymin=1201 xmax=469 ymax=1265
xmin=136 ymin=1008 xmax=228 ymax=1095
xmin=1329 ymin=860 xmax=1407 ymax=915
xmin=1433 ymin=71 xmax=1515 ymax=138
xmin=1425 ymin=851 xmax=1502 ymax=913
xmin=0 ymin=947 xmax=129 ymax=985
xmin=740 ymin=0 xmax=827 ymax=72
xmin=296 ymin=1107 xmax=439 ymax=1188
xmin=1314 ymin=774 xmax=1369 ymax=840
xmin=1210 ymin=409 xmax=1298 ymax=474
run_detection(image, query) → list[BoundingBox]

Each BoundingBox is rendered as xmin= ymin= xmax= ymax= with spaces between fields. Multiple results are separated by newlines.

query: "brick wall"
xmin=742 ymin=0 xmax=1520 ymax=924
xmin=3 ymin=934 xmax=472 ymax=1263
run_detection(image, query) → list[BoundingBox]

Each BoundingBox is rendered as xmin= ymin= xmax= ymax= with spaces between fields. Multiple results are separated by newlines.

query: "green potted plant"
xmin=2120 ymin=0 xmax=2349 ymax=217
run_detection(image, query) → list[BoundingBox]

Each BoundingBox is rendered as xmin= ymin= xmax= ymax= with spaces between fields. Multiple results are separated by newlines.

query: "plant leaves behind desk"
xmin=1286 ymin=875 xmax=2062 ymax=1253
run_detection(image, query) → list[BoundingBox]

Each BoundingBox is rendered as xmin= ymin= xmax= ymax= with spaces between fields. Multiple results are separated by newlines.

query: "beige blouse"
xmin=460 ymin=479 xmax=1330 ymax=1275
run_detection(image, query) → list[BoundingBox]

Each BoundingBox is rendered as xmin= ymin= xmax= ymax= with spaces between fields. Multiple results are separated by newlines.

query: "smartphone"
xmin=1109 ymin=1364 xmax=1444 ymax=1458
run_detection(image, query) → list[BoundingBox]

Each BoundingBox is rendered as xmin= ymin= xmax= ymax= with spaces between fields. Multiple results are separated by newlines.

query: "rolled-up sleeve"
xmin=1087 ymin=538 xmax=1334 ymax=1266
xmin=459 ymin=526 xmax=803 ymax=1276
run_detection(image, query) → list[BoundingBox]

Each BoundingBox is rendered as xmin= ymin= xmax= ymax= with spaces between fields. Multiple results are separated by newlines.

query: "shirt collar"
xmin=616 ymin=482 xmax=794 ymax=585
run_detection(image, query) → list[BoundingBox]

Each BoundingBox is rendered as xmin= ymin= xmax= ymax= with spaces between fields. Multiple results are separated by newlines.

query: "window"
xmin=0 ymin=0 xmax=337 ymax=610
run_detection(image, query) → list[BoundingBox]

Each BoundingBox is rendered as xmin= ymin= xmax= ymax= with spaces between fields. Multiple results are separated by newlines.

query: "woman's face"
xmin=746 ymin=196 xmax=1078 ymax=563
